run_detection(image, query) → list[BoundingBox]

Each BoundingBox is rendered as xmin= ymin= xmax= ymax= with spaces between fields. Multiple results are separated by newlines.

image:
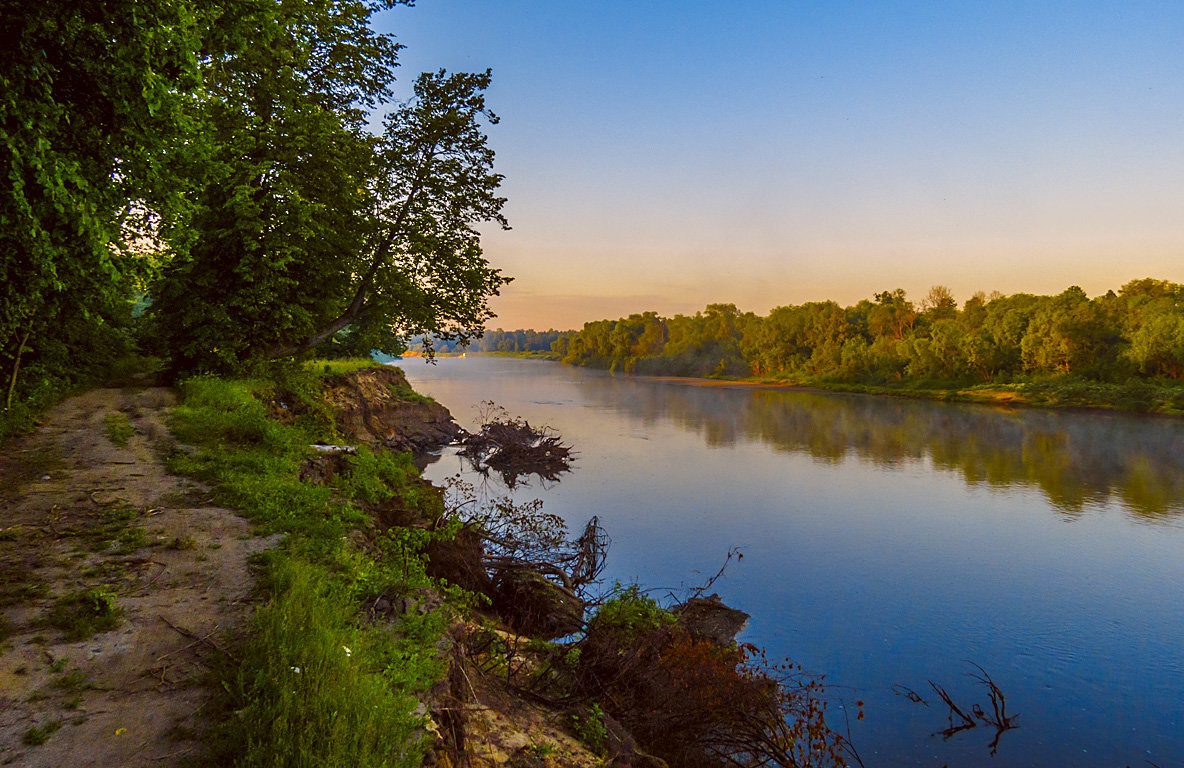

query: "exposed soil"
xmin=0 ymin=387 xmax=279 ymax=767
xmin=321 ymin=366 xmax=462 ymax=453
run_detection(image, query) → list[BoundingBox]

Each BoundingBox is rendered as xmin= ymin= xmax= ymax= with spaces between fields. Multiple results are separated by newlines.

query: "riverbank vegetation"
xmin=162 ymin=361 xmax=859 ymax=766
xmin=546 ymin=280 xmax=1184 ymax=413
xmin=167 ymin=367 xmax=453 ymax=767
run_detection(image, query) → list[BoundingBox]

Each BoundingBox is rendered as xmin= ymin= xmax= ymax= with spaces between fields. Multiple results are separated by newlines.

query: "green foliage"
xmin=586 ymin=584 xmax=674 ymax=642
xmin=334 ymin=447 xmax=417 ymax=507
xmin=309 ymin=358 xmax=383 ymax=377
xmin=1 ymin=0 xmax=201 ymax=421
xmin=469 ymin=329 xmax=567 ymax=355
xmin=170 ymin=371 xmax=456 ymax=766
xmin=216 ymin=556 xmax=431 ymax=768
xmin=48 ymin=586 xmax=122 ymax=641
xmin=169 ymin=376 xmax=358 ymax=539
xmin=569 ymin=703 xmax=608 ymax=756
xmin=553 ymin=279 xmax=1184 ymax=413
xmin=149 ymin=2 xmax=509 ymax=373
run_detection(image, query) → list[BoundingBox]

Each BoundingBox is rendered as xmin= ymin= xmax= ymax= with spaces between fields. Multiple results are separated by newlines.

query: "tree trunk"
xmin=5 ymin=329 xmax=31 ymax=411
xmin=264 ymin=159 xmax=433 ymax=360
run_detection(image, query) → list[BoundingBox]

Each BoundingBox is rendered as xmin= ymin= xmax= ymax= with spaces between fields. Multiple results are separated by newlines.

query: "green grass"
xmin=47 ymin=587 xmax=122 ymax=641
xmin=21 ymin=720 xmax=62 ymax=746
xmin=216 ymin=555 xmax=440 ymax=768
xmin=168 ymin=368 xmax=458 ymax=767
xmin=308 ymin=358 xmax=384 ymax=377
xmin=103 ymin=412 xmax=135 ymax=446
xmin=745 ymin=371 xmax=1184 ymax=415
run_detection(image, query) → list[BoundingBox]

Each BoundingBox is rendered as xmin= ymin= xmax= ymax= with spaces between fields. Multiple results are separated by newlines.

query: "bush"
xmin=577 ymin=591 xmax=853 ymax=768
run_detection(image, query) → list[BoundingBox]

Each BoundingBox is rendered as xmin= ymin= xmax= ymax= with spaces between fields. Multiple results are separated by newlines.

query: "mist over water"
xmin=401 ymin=356 xmax=1184 ymax=768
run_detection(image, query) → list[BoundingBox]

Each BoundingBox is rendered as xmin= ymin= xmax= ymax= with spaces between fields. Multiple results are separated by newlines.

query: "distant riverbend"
xmin=402 ymin=355 xmax=1184 ymax=768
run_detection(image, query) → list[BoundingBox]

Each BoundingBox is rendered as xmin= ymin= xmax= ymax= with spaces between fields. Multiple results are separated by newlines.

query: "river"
xmin=399 ymin=356 xmax=1184 ymax=768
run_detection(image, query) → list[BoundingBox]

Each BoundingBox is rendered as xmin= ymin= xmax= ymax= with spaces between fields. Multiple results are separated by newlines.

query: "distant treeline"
xmin=547 ymin=279 xmax=1184 ymax=386
xmin=399 ymin=329 xmax=565 ymax=355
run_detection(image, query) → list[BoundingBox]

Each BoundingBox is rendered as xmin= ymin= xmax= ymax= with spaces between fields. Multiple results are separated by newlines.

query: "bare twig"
xmin=685 ymin=547 xmax=743 ymax=602
xmin=892 ymin=683 xmax=929 ymax=705
xmin=159 ymin=616 xmax=237 ymax=662
xmin=929 ymin=680 xmax=977 ymax=737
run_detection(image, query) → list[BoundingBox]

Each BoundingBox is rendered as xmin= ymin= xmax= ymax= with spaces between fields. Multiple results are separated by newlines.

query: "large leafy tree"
xmin=152 ymin=0 xmax=509 ymax=373
xmin=1 ymin=0 xmax=202 ymax=407
xmin=267 ymin=69 xmax=510 ymax=359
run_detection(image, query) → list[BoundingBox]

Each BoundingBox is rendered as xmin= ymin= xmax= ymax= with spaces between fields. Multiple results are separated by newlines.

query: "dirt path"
xmin=0 ymin=387 xmax=278 ymax=766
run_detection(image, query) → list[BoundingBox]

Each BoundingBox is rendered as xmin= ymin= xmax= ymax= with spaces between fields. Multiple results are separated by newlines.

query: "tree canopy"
xmin=2 ymin=0 xmax=511 ymax=409
xmin=149 ymin=0 xmax=508 ymax=373
xmin=1 ymin=0 xmax=203 ymax=411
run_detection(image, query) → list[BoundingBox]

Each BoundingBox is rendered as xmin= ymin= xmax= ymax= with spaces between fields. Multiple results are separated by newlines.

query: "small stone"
xmin=502 ymin=733 xmax=529 ymax=751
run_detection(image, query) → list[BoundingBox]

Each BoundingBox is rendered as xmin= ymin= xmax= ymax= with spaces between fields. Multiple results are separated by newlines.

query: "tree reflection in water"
xmin=572 ymin=375 xmax=1184 ymax=520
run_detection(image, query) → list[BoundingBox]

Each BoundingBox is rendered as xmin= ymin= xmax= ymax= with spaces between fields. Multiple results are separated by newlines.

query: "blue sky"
xmin=375 ymin=1 xmax=1184 ymax=329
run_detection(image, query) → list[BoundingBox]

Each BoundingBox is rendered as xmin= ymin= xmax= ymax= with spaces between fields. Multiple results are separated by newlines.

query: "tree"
xmin=868 ymin=289 xmax=917 ymax=340
xmin=1 ymin=0 xmax=202 ymax=407
xmin=149 ymin=0 xmax=399 ymax=371
xmin=150 ymin=0 xmax=508 ymax=373
xmin=1020 ymin=287 xmax=1114 ymax=374
xmin=920 ymin=285 xmax=958 ymax=323
xmin=273 ymin=69 xmax=510 ymax=359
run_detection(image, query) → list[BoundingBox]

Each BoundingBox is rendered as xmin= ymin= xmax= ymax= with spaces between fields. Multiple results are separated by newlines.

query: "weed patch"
xmin=215 ymin=556 xmax=436 ymax=768
xmin=308 ymin=358 xmax=382 ymax=377
xmin=569 ymin=703 xmax=607 ymax=755
xmin=21 ymin=720 xmax=62 ymax=746
xmin=103 ymin=412 xmax=134 ymax=446
xmin=52 ymin=669 xmax=90 ymax=692
xmin=47 ymin=587 xmax=122 ymax=641
xmin=0 ymin=575 xmax=50 ymax=609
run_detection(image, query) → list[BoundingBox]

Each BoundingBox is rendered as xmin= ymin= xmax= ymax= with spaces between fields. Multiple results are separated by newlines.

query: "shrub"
xmin=577 ymin=593 xmax=853 ymax=768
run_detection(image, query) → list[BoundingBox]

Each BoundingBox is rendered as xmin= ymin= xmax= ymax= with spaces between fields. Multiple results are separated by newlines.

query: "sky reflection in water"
xmin=401 ymin=357 xmax=1184 ymax=768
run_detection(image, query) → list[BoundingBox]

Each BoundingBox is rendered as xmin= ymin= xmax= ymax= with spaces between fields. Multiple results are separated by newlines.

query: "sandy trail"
xmin=0 ymin=387 xmax=277 ymax=766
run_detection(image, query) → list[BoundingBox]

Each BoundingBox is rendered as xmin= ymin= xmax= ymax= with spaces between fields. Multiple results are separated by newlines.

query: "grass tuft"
xmin=217 ymin=556 xmax=434 ymax=768
xmin=21 ymin=720 xmax=62 ymax=746
xmin=307 ymin=358 xmax=383 ymax=377
xmin=103 ymin=412 xmax=135 ymax=446
xmin=47 ymin=587 xmax=122 ymax=641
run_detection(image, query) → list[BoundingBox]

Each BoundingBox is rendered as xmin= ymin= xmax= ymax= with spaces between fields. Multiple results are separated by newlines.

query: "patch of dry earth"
xmin=0 ymin=387 xmax=278 ymax=766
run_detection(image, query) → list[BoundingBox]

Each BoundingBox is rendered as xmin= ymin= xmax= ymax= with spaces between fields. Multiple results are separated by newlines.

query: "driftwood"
xmin=457 ymin=402 xmax=572 ymax=487
xmin=477 ymin=512 xmax=608 ymax=593
xmin=900 ymin=662 xmax=1018 ymax=755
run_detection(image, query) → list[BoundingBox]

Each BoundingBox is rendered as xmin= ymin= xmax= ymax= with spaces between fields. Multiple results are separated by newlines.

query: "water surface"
xmin=401 ymin=357 xmax=1184 ymax=768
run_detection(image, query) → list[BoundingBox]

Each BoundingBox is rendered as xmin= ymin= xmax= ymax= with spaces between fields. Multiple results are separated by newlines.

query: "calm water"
xmin=400 ymin=356 xmax=1184 ymax=768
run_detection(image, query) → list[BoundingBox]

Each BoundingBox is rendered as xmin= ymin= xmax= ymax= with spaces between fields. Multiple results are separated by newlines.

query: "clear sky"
xmin=375 ymin=1 xmax=1184 ymax=330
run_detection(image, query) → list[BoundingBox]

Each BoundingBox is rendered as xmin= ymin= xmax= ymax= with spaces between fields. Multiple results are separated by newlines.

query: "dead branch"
xmin=159 ymin=616 xmax=237 ymax=662
xmin=914 ymin=663 xmax=1018 ymax=755
xmin=457 ymin=402 xmax=573 ymax=487
xmin=683 ymin=547 xmax=743 ymax=603
xmin=966 ymin=661 xmax=1016 ymax=730
xmin=928 ymin=680 xmax=977 ymax=738
xmin=891 ymin=683 xmax=928 ymax=705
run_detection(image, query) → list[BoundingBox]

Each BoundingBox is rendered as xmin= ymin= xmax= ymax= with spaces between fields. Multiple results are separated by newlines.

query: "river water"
xmin=399 ymin=356 xmax=1184 ymax=768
